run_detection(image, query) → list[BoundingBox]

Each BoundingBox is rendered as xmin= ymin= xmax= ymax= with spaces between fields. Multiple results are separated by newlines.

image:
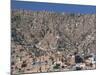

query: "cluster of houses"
xmin=11 ymin=43 xmax=96 ymax=74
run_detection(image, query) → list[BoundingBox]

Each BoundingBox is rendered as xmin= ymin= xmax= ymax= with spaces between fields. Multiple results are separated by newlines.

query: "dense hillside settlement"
xmin=11 ymin=10 xmax=96 ymax=74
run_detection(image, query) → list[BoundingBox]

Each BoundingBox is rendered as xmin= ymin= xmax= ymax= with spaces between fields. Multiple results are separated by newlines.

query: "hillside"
xmin=11 ymin=9 xmax=96 ymax=74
